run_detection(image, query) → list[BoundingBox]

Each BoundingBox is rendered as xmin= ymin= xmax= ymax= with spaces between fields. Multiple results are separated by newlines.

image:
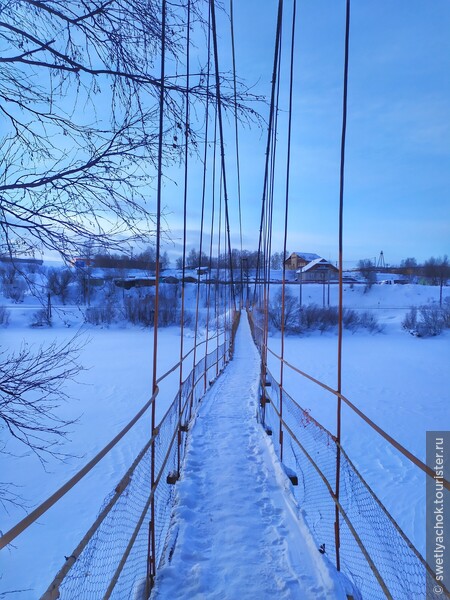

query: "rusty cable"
xmin=279 ymin=0 xmax=296 ymax=464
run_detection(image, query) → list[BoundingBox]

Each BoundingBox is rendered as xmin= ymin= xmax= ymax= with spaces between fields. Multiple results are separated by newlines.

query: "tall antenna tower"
xmin=377 ymin=250 xmax=386 ymax=269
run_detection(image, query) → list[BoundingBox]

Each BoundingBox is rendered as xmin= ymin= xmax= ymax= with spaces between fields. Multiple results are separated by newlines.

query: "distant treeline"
xmin=359 ymin=256 xmax=449 ymax=285
xmin=175 ymin=249 xmax=287 ymax=271
xmin=0 ymin=257 xmax=43 ymax=266
xmin=92 ymin=249 xmax=170 ymax=271
xmin=91 ymin=249 xmax=287 ymax=271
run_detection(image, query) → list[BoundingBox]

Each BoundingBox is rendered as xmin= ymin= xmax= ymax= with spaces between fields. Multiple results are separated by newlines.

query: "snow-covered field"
xmin=0 ymin=302 xmax=221 ymax=598
xmin=266 ymin=283 xmax=450 ymax=557
xmin=1 ymin=281 xmax=449 ymax=597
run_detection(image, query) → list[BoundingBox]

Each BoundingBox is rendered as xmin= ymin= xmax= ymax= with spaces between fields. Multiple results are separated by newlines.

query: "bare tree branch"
xmin=0 ymin=335 xmax=85 ymax=462
xmin=0 ymin=0 xmax=261 ymax=261
xmin=0 ymin=0 xmax=262 ymax=510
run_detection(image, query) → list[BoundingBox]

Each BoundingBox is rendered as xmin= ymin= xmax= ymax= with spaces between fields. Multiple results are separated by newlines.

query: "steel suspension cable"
xmin=335 ymin=0 xmax=351 ymax=573
xmin=253 ymin=0 xmax=284 ymax=307
xmin=265 ymin=28 xmax=283 ymax=300
xmin=193 ymin=7 xmax=211 ymax=398
xmin=223 ymin=176 xmax=229 ymax=346
xmin=229 ymin=0 xmax=244 ymax=309
xmin=205 ymin=97 xmax=218 ymax=385
xmin=267 ymin=35 xmax=283 ymax=275
xmin=262 ymin=3 xmax=283 ymax=408
xmin=178 ymin=0 xmax=191 ymax=474
xmin=216 ymin=153 xmax=223 ymax=374
xmin=148 ymin=0 xmax=166 ymax=590
xmin=279 ymin=0 xmax=297 ymax=464
xmin=210 ymin=0 xmax=236 ymax=311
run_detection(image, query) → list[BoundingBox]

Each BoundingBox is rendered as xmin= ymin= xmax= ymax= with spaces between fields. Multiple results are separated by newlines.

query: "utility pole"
xmin=328 ymin=269 xmax=331 ymax=307
xmin=298 ymin=267 xmax=303 ymax=309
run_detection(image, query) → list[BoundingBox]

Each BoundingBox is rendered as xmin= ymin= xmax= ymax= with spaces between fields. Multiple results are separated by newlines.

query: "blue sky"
xmin=165 ymin=0 xmax=450 ymax=267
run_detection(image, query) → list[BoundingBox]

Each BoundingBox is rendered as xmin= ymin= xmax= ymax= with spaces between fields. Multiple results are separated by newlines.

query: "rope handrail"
xmin=103 ymin=328 xmax=233 ymax=596
xmin=254 ymin=321 xmax=450 ymax=491
xmin=262 ymin=364 xmax=450 ymax=598
xmin=0 ymin=389 xmax=158 ymax=550
xmin=210 ymin=0 xmax=236 ymax=310
xmin=40 ymin=329 xmax=233 ymax=598
xmin=156 ymin=329 xmax=223 ymax=384
xmin=265 ymin=380 xmax=392 ymax=598
xmin=338 ymin=443 xmax=449 ymax=595
xmin=0 ymin=329 xmax=226 ymax=551
xmin=103 ymin=388 xmax=192 ymax=599
xmin=41 ymin=436 xmax=154 ymax=599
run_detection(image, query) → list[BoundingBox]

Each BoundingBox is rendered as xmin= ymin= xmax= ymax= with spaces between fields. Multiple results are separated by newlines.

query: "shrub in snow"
xmin=0 ymin=264 xmax=18 ymax=286
xmin=73 ymin=269 xmax=98 ymax=305
xmin=46 ymin=268 xmax=73 ymax=304
xmin=3 ymin=280 xmax=26 ymax=303
xmin=123 ymin=285 xmax=180 ymax=327
xmin=402 ymin=307 xmax=418 ymax=331
xmin=85 ymin=305 xmax=117 ymax=326
xmin=85 ymin=282 xmax=120 ymax=325
xmin=159 ymin=302 xmax=177 ymax=326
xmin=124 ymin=294 xmax=155 ymax=325
xmin=357 ymin=258 xmax=377 ymax=292
xmin=357 ymin=311 xmax=383 ymax=333
xmin=159 ymin=285 xmax=179 ymax=326
xmin=182 ymin=309 xmax=196 ymax=328
xmin=30 ymin=308 xmax=52 ymax=327
xmin=299 ymin=304 xmax=323 ymax=331
xmin=342 ymin=307 xmax=359 ymax=332
xmin=1 ymin=266 xmax=26 ymax=302
xmin=403 ymin=302 xmax=450 ymax=337
xmin=0 ymin=305 xmax=10 ymax=326
xmin=268 ymin=297 xmax=381 ymax=335
xmin=268 ymin=289 xmax=300 ymax=331
xmin=418 ymin=305 xmax=443 ymax=336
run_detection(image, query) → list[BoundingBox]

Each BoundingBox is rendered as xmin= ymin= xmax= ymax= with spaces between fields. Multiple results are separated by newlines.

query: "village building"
xmin=283 ymin=252 xmax=339 ymax=282
xmin=284 ymin=252 xmax=321 ymax=270
xmin=297 ymin=257 xmax=339 ymax=282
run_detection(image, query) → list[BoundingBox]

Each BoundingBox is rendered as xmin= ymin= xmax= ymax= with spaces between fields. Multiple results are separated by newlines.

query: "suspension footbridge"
xmin=151 ymin=313 xmax=348 ymax=600
xmin=1 ymin=0 xmax=448 ymax=599
xmin=2 ymin=304 xmax=446 ymax=599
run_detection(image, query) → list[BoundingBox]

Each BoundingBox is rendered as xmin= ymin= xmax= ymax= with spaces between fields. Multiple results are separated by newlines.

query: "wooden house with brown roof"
xmin=284 ymin=252 xmax=321 ymax=270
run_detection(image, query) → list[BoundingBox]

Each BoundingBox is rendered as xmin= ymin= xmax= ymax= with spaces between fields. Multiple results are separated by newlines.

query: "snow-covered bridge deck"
xmin=151 ymin=314 xmax=347 ymax=599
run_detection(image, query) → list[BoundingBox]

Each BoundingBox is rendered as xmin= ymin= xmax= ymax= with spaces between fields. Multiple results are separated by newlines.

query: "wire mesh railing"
xmin=249 ymin=310 xmax=445 ymax=600
xmin=39 ymin=321 xmax=236 ymax=599
xmin=0 ymin=314 xmax=238 ymax=599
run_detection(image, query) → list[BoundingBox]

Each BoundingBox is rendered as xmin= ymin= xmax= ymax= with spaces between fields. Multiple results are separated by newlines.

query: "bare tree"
xmin=270 ymin=252 xmax=283 ymax=270
xmin=186 ymin=248 xmax=209 ymax=269
xmin=268 ymin=289 xmax=299 ymax=331
xmin=0 ymin=0 xmax=258 ymax=261
xmin=423 ymin=255 xmax=450 ymax=306
xmin=399 ymin=257 xmax=418 ymax=282
xmin=358 ymin=258 xmax=377 ymax=292
xmin=0 ymin=0 xmax=259 ymax=503
xmin=46 ymin=268 xmax=73 ymax=304
xmin=0 ymin=336 xmax=84 ymax=462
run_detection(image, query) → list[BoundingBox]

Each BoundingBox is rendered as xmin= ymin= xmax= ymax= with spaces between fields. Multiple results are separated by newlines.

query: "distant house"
xmin=284 ymin=252 xmax=339 ymax=282
xmin=297 ymin=257 xmax=339 ymax=282
xmin=71 ymin=257 xmax=92 ymax=268
xmin=284 ymin=252 xmax=321 ymax=270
